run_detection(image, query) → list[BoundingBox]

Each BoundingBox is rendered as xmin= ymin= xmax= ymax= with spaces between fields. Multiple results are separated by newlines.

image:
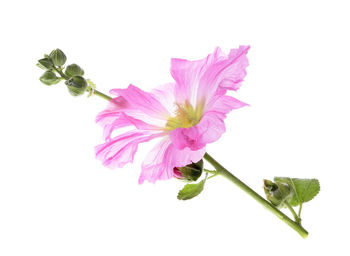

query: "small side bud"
xmin=39 ymin=71 xmax=60 ymax=85
xmin=174 ymin=160 xmax=203 ymax=182
xmin=65 ymin=64 xmax=84 ymax=77
xmin=49 ymin=48 xmax=67 ymax=66
xmin=263 ymin=179 xmax=293 ymax=208
xmin=37 ymin=58 xmax=53 ymax=70
xmin=65 ymin=76 xmax=87 ymax=96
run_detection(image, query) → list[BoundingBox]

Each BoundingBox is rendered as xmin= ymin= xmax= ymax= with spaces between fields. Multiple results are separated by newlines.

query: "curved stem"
xmin=203 ymin=152 xmax=308 ymax=238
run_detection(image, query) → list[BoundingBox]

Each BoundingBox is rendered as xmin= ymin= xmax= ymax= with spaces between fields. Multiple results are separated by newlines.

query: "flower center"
xmin=165 ymin=101 xmax=203 ymax=130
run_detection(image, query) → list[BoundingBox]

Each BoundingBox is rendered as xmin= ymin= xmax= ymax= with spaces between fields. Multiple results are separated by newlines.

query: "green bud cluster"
xmin=37 ymin=48 xmax=88 ymax=96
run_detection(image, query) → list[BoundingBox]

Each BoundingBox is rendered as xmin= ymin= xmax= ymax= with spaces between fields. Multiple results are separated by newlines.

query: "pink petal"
xmin=95 ymin=130 xmax=164 ymax=169
xmin=110 ymin=85 xmax=170 ymax=120
xmin=218 ymin=46 xmax=251 ymax=91
xmin=98 ymin=112 xmax=157 ymax=141
xmin=170 ymin=46 xmax=249 ymax=106
xmin=205 ymin=94 xmax=249 ymax=113
xmin=197 ymin=45 xmax=250 ymax=104
xmin=170 ymin=47 xmax=225 ymax=105
xmin=139 ymin=138 xmax=206 ymax=184
xmin=151 ymin=83 xmax=177 ymax=115
xmin=96 ymin=84 xmax=173 ymax=138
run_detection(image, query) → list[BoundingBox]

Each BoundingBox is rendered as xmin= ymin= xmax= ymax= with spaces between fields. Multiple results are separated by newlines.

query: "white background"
xmin=0 ymin=0 xmax=349 ymax=255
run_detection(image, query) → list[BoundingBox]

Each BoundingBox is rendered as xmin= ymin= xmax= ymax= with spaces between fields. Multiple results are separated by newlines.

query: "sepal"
xmin=49 ymin=48 xmax=67 ymax=66
xmin=65 ymin=63 xmax=84 ymax=77
xmin=39 ymin=71 xmax=61 ymax=85
xmin=263 ymin=179 xmax=293 ymax=208
xmin=37 ymin=58 xmax=53 ymax=70
xmin=65 ymin=76 xmax=87 ymax=96
xmin=173 ymin=160 xmax=203 ymax=182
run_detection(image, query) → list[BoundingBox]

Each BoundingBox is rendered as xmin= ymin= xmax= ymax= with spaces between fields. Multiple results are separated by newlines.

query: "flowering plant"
xmin=37 ymin=47 xmax=320 ymax=238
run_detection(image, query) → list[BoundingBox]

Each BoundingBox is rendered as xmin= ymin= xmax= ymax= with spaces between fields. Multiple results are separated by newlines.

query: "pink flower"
xmin=96 ymin=46 xmax=250 ymax=183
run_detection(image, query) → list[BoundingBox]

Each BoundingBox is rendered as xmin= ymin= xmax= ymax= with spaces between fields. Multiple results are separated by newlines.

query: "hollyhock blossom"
xmin=95 ymin=46 xmax=250 ymax=183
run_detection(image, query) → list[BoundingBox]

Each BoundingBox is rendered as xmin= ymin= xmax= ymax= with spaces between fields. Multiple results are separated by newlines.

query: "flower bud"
xmin=65 ymin=76 xmax=87 ymax=96
xmin=49 ymin=48 xmax=67 ymax=66
xmin=263 ymin=179 xmax=293 ymax=208
xmin=39 ymin=71 xmax=60 ymax=85
xmin=65 ymin=64 xmax=84 ymax=77
xmin=37 ymin=58 xmax=53 ymax=70
xmin=174 ymin=160 xmax=203 ymax=182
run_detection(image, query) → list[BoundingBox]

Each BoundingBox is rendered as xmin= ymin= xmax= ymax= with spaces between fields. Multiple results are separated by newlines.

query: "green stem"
xmin=298 ymin=203 xmax=303 ymax=218
xmin=53 ymin=66 xmax=69 ymax=80
xmin=92 ymin=89 xmax=112 ymax=101
xmin=203 ymin=169 xmax=217 ymax=175
xmin=285 ymin=201 xmax=301 ymax=224
xmin=203 ymin=152 xmax=308 ymax=238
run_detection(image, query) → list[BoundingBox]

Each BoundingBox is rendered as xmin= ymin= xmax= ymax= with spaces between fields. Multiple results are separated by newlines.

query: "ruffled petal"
xmin=101 ymin=85 xmax=170 ymax=127
xmin=197 ymin=45 xmax=250 ymax=104
xmin=205 ymin=94 xmax=249 ymax=114
xmin=110 ymin=84 xmax=170 ymax=120
xmin=139 ymin=137 xmax=206 ymax=184
xmin=151 ymin=83 xmax=177 ymax=115
xmin=96 ymin=84 xmax=174 ymax=139
xmin=170 ymin=46 xmax=249 ymax=107
xmin=95 ymin=130 xmax=164 ymax=169
xmin=170 ymin=47 xmax=225 ymax=106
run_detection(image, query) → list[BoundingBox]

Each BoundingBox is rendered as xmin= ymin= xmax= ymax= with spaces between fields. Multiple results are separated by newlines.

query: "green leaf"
xmin=274 ymin=177 xmax=320 ymax=207
xmin=177 ymin=180 xmax=205 ymax=200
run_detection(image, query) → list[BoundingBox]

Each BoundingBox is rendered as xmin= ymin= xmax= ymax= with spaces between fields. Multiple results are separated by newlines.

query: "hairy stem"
xmin=203 ymin=152 xmax=308 ymax=238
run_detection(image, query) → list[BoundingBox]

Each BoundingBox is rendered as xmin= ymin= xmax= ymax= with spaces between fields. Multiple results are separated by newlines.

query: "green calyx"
xmin=263 ymin=179 xmax=293 ymax=208
xmin=39 ymin=71 xmax=60 ymax=85
xmin=37 ymin=57 xmax=53 ymax=70
xmin=65 ymin=63 xmax=84 ymax=77
xmin=177 ymin=160 xmax=204 ymax=182
xmin=65 ymin=76 xmax=88 ymax=96
xmin=49 ymin=48 xmax=67 ymax=66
